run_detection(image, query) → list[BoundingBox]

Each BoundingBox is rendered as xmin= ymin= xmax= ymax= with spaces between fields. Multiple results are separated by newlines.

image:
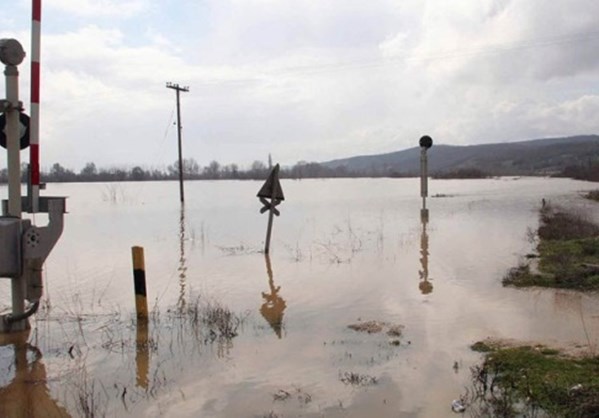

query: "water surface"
xmin=0 ymin=177 xmax=598 ymax=417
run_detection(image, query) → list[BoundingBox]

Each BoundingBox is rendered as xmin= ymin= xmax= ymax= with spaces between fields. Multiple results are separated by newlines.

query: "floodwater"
xmin=0 ymin=177 xmax=598 ymax=417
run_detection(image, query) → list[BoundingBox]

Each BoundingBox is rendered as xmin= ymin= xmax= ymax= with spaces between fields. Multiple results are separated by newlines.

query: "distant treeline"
xmin=554 ymin=163 xmax=599 ymax=182
xmin=0 ymin=159 xmax=410 ymax=183
xmin=432 ymin=168 xmax=491 ymax=179
xmin=0 ymin=158 xmax=596 ymax=183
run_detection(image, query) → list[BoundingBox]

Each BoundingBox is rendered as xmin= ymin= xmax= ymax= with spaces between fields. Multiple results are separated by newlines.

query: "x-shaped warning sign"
xmin=259 ymin=197 xmax=281 ymax=216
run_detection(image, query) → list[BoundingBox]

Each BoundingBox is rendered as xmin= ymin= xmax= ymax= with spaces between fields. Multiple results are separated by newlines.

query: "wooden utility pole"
xmin=166 ymin=82 xmax=189 ymax=203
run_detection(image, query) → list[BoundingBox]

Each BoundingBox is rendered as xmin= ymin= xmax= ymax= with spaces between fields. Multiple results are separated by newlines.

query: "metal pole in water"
xmin=264 ymin=186 xmax=276 ymax=255
xmin=420 ymin=147 xmax=427 ymax=209
xmin=1 ymin=39 xmax=26 ymax=331
xmin=3 ymin=52 xmax=23 ymax=217
xmin=419 ymin=135 xmax=433 ymax=222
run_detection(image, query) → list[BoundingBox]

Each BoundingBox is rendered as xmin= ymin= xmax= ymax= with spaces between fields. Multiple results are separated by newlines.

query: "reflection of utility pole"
xmin=166 ymin=82 xmax=189 ymax=203
xmin=177 ymin=205 xmax=187 ymax=313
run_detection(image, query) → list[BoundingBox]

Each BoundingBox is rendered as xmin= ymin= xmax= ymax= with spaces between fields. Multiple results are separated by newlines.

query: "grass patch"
xmin=584 ymin=190 xmax=599 ymax=202
xmin=503 ymin=203 xmax=599 ymax=290
xmin=465 ymin=343 xmax=599 ymax=417
xmin=471 ymin=341 xmax=496 ymax=353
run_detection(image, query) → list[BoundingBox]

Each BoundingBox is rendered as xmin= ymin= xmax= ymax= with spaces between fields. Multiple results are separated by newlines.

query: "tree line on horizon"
xmin=0 ymin=157 xmax=597 ymax=183
xmin=0 ymin=158 xmax=396 ymax=183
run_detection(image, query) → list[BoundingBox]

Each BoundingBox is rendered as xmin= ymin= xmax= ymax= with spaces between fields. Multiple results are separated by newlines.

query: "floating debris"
xmin=347 ymin=320 xmax=385 ymax=334
xmin=451 ymin=399 xmax=466 ymax=413
xmin=272 ymin=387 xmax=312 ymax=404
xmin=273 ymin=389 xmax=291 ymax=401
xmin=386 ymin=324 xmax=404 ymax=337
xmin=339 ymin=371 xmax=378 ymax=386
xmin=347 ymin=320 xmax=404 ymax=337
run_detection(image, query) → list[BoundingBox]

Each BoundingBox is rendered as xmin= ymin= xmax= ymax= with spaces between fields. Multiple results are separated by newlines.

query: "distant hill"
xmin=321 ymin=135 xmax=599 ymax=176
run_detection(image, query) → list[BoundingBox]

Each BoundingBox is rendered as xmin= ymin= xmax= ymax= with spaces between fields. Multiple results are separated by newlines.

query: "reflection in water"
xmin=419 ymin=208 xmax=433 ymax=295
xmin=177 ymin=205 xmax=187 ymax=313
xmin=136 ymin=317 xmax=150 ymax=389
xmin=260 ymin=255 xmax=287 ymax=338
xmin=0 ymin=332 xmax=71 ymax=418
xmin=553 ymin=292 xmax=598 ymax=355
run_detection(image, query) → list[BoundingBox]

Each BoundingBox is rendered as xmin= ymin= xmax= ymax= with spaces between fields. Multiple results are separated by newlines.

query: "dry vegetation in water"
xmin=584 ymin=190 xmax=599 ymax=202
xmin=347 ymin=320 xmax=404 ymax=337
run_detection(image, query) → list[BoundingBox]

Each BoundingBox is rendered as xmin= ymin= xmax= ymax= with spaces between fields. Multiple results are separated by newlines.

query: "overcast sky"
xmin=1 ymin=0 xmax=599 ymax=171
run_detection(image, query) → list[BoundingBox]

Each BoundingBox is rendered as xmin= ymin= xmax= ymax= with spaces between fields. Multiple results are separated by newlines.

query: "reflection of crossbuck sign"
xmin=259 ymin=197 xmax=281 ymax=216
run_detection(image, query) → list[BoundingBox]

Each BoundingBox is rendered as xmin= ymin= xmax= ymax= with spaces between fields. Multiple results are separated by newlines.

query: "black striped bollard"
xmin=131 ymin=246 xmax=149 ymax=319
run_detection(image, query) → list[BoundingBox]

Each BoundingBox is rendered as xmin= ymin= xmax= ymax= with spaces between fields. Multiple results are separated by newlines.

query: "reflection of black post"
xmin=260 ymin=255 xmax=287 ymax=338
xmin=418 ymin=135 xmax=433 ymax=294
xmin=418 ymin=210 xmax=433 ymax=295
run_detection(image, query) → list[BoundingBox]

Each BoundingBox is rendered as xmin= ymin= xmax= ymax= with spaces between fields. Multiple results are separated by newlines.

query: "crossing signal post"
xmin=257 ymin=164 xmax=285 ymax=254
xmin=419 ymin=135 xmax=433 ymax=222
xmin=0 ymin=38 xmax=66 ymax=334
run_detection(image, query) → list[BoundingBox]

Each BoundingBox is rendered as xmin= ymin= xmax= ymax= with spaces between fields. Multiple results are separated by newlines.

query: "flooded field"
xmin=1 ymin=177 xmax=598 ymax=417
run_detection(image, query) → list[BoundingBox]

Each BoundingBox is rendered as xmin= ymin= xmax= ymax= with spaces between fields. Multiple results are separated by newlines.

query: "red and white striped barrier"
xmin=29 ymin=0 xmax=41 ymax=212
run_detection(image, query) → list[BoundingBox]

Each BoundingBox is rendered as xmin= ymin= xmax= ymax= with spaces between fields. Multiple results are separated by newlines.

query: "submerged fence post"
xmin=131 ymin=246 xmax=148 ymax=319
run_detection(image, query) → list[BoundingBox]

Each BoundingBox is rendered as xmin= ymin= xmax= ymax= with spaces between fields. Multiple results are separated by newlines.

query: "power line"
xmin=191 ymin=29 xmax=599 ymax=83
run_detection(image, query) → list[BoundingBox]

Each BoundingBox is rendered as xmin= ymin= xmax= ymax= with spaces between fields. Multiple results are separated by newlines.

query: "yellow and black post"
xmin=131 ymin=246 xmax=149 ymax=388
xmin=131 ymin=246 xmax=148 ymax=319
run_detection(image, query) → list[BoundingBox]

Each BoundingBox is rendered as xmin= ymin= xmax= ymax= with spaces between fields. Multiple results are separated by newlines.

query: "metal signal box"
xmin=0 ymin=217 xmax=22 ymax=278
